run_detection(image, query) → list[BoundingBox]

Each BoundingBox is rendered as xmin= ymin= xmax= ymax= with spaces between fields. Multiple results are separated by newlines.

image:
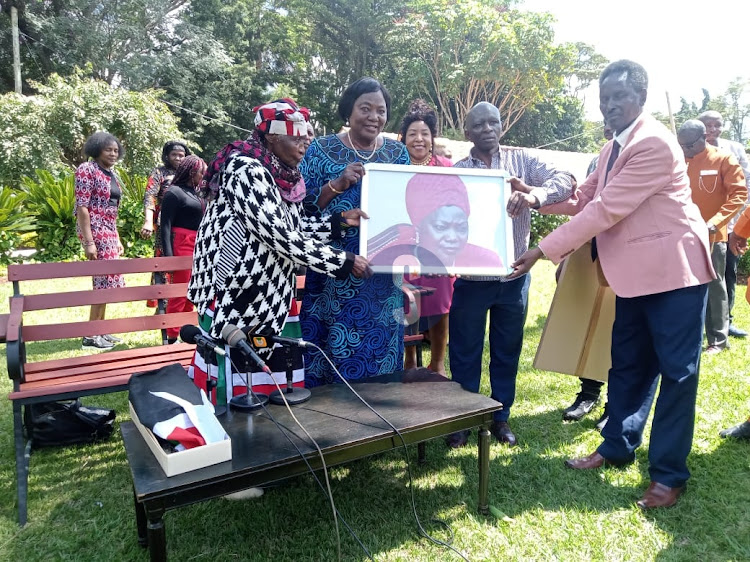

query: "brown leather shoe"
xmin=490 ymin=421 xmax=517 ymax=447
xmin=636 ymin=482 xmax=684 ymax=509
xmin=564 ymin=451 xmax=629 ymax=470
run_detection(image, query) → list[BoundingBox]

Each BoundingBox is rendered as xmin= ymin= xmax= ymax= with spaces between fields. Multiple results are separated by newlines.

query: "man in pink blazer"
xmin=511 ymin=60 xmax=715 ymax=509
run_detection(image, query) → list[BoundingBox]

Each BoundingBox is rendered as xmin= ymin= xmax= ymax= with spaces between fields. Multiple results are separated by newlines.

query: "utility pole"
xmin=11 ymin=5 xmax=22 ymax=94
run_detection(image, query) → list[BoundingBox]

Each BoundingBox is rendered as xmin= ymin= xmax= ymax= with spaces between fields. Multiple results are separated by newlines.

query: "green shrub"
xmin=0 ymin=186 xmax=35 ymax=265
xmin=117 ymin=169 xmax=153 ymax=258
xmin=0 ymin=69 xmax=189 ymax=188
xmin=738 ymin=250 xmax=750 ymax=276
xmin=21 ymin=170 xmax=81 ymax=262
xmin=530 ymin=210 xmax=569 ymax=247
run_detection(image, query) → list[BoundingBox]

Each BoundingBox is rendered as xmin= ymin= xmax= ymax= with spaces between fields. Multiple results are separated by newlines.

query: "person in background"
xmin=398 ymin=99 xmax=453 ymax=374
xmin=563 ymin=120 xmax=614 ymax=427
xmin=511 ymin=60 xmax=714 ymax=509
xmin=188 ymin=98 xmax=371 ymax=411
xmin=141 ymin=140 xmax=191 ymax=309
xmin=721 ymin=204 xmax=750 ymax=440
xmin=446 ymin=101 xmax=574 ymax=448
xmin=300 ymin=77 xmax=410 ymax=386
xmin=698 ymin=110 xmax=750 ymax=338
xmin=74 ymin=131 xmax=126 ymax=350
xmin=305 ymin=122 xmax=315 ymax=150
xmin=677 ymin=120 xmax=745 ymax=355
xmin=160 ymin=155 xmax=208 ymax=343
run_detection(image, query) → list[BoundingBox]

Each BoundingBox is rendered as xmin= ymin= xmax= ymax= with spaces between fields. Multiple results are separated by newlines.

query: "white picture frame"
xmin=360 ymin=164 xmax=513 ymax=276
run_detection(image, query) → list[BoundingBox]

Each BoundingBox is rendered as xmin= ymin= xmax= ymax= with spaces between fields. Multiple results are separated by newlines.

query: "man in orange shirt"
xmin=722 ymin=207 xmax=750 ymax=439
xmin=677 ymin=120 xmax=747 ymax=354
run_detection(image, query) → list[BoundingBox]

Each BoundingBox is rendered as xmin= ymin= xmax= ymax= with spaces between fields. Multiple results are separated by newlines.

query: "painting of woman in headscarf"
xmin=362 ymin=167 xmax=512 ymax=276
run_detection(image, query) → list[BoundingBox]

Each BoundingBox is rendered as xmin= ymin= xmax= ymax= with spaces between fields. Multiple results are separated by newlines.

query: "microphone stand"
xmin=198 ymin=347 xmax=226 ymax=416
xmin=229 ymin=353 xmax=269 ymax=411
xmin=269 ymin=344 xmax=311 ymax=405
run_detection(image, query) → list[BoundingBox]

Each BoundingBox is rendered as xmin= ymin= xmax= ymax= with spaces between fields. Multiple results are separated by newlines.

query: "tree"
xmin=721 ymin=78 xmax=750 ymax=144
xmin=386 ymin=0 xmax=579 ymax=137
xmin=287 ymin=0 xmax=409 ymax=132
xmin=0 ymin=69 xmax=184 ymax=186
xmin=4 ymin=0 xmax=189 ymax=87
xmin=502 ymin=94 xmax=600 ymax=153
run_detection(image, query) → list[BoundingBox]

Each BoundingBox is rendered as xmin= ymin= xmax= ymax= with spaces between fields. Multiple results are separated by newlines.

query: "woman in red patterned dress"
xmin=74 ymin=131 xmax=126 ymax=350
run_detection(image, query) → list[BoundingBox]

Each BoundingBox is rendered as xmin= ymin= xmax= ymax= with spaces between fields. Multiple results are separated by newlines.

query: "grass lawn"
xmin=0 ymin=261 xmax=749 ymax=561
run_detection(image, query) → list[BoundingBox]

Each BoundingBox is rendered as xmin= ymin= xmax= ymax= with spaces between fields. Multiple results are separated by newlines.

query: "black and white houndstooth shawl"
xmin=188 ymin=155 xmax=353 ymax=341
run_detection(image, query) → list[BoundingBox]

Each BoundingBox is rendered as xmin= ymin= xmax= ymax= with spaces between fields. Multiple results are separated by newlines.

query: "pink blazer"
xmin=538 ymin=115 xmax=715 ymax=298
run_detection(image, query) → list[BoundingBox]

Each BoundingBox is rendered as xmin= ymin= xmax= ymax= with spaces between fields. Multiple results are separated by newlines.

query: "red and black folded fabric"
xmin=129 ymin=363 xmax=227 ymax=451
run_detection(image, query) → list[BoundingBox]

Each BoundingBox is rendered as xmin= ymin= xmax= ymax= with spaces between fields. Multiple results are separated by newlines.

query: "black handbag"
xmin=24 ymin=400 xmax=116 ymax=448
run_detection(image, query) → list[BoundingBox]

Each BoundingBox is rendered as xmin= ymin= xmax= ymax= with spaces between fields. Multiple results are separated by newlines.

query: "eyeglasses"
xmin=679 ymin=137 xmax=704 ymax=150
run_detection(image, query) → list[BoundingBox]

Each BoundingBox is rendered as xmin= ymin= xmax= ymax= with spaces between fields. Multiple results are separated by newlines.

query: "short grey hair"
xmin=697 ymin=110 xmax=723 ymax=123
xmin=678 ymin=119 xmax=706 ymax=137
xmin=599 ymin=60 xmax=648 ymax=93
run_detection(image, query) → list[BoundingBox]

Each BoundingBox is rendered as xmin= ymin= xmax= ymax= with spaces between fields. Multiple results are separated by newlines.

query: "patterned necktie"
xmin=592 ymin=140 xmax=621 ymax=261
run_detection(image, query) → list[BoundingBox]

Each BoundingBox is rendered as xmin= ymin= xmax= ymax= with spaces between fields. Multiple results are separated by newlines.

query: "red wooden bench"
xmin=6 ymin=256 xmax=198 ymax=526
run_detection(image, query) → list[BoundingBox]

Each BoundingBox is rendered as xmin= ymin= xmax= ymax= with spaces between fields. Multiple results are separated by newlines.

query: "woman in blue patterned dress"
xmin=300 ymin=78 xmax=411 ymax=385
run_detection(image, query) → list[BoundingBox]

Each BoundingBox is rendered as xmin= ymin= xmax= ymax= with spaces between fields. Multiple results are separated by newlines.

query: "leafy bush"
xmin=0 ymin=186 xmax=36 ymax=265
xmin=21 ymin=170 xmax=81 ymax=262
xmin=530 ymin=210 xmax=569 ymax=248
xmin=117 ymin=170 xmax=153 ymax=258
xmin=738 ymin=250 xmax=750 ymax=276
xmin=0 ymin=69 xmax=189 ymax=188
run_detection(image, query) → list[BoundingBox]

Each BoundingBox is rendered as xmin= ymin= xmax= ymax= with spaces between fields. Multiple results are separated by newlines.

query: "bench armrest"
xmin=6 ymin=296 xmax=25 ymax=381
xmin=0 ymin=313 xmax=8 ymax=343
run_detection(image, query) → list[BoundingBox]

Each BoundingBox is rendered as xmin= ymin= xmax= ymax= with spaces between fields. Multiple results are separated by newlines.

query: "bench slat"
xmin=20 ymin=284 xmax=191 ymax=311
xmin=11 ymin=374 xmax=136 ymax=401
xmin=8 ymin=256 xmax=194 ymax=282
xmin=22 ymin=311 xmax=198 ymax=342
xmin=24 ymin=342 xmax=196 ymax=374
xmin=19 ymin=355 xmax=195 ymax=391
xmin=24 ymin=346 xmax=195 ymax=383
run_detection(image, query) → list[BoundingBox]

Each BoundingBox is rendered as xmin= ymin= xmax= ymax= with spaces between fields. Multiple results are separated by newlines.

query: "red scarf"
xmin=203 ymin=131 xmax=305 ymax=203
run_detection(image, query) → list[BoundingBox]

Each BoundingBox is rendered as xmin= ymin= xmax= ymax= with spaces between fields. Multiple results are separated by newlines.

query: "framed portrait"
xmin=359 ymin=164 xmax=513 ymax=276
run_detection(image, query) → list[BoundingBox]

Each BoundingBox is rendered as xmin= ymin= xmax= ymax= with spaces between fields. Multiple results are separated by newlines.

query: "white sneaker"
xmin=222 ymin=488 xmax=264 ymax=500
xmin=102 ymin=334 xmax=123 ymax=343
xmin=82 ymin=335 xmax=115 ymax=350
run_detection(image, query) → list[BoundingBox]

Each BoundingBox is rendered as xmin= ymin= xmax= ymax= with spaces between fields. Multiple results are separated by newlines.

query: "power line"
xmin=534 ymin=126 xmax=602 ymax=150
xmin=159 ymin=99 xmax=252 ymax=134
xmin=9 ymin=25 xmax=601 ymax=151
xmin=14 ymin=29 xmax=252 ymax=135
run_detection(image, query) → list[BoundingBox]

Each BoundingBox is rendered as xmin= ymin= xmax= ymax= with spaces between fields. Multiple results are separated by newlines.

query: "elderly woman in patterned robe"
xmin=187 ymin=99 xmax=371 ymax=405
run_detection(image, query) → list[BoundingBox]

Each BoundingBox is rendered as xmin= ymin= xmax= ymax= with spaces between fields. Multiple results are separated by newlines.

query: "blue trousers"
xmin=598 ymin=283 xmax=708 ymax=488
xmin=448 ymin=275 xmax=530 ymax=422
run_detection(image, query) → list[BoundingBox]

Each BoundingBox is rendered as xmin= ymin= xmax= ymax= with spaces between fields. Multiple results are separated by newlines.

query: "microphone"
xmin=220 ymin=324 xmax=272 ymax=375
xmin=244 ymin=330 xmax=312 ymax=406
xmin=220 ymin=324 xmax=271 ymax=412
xmin=245 ymin=331 xmax=312 ymax=349
xmin=180 ymin=325 xmax=226 ymax=356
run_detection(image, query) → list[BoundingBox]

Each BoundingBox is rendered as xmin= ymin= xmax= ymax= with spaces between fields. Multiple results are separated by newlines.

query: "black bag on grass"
xmin=24 ymin=400 xmax=116 ymax=448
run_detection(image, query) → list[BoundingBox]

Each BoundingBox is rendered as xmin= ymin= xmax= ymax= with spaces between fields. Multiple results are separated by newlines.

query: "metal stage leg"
xmin=478 ymin=424 xmax=490 ymax=515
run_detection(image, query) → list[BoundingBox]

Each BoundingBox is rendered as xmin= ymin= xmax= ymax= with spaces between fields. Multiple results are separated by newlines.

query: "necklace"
xmin=412 ymin=153 xmax=432 ymax=166
xmin=347 ymin=130 xmax=377 ymax=161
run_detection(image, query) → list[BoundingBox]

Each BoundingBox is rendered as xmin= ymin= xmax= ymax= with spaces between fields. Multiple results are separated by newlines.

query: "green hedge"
xmin=739 ymin=250 xmax=750 ymax=276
